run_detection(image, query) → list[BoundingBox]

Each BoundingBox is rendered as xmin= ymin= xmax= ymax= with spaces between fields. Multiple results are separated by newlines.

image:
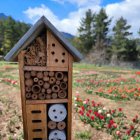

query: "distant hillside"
xmin=61 ymin=32 xmax=75 ymax=39
xmin=0 ymin=13 xmax=8 ymax=20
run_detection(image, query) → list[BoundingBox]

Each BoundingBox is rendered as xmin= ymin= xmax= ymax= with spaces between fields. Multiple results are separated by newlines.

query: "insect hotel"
xmin=4 ymin=16 xmax=82 ymax=140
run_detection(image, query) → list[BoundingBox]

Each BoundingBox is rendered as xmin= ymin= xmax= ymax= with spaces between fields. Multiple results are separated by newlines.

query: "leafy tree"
xmin=94 ymin=8 xmax=111 ymax=49
xmin=0 ymin=16 xmax=31 ymax=55
xmin=110 ymin=17 xmax=137 ymax=61
xmin=78 ymin=9 xmax=96 ymax=54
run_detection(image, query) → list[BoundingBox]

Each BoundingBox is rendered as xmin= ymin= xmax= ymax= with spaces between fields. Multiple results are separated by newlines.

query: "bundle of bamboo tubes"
xmin=25 ymin=71 xmax=68 ymax=100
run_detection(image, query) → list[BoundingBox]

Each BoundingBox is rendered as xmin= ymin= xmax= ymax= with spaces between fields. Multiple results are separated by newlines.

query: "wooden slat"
xmin=67 ymin=54 xmax=73 ymax=140
xmin=26 ymin=99 xmax=68 ymax=105
xmin=26 ymin=104 xmax=47 ymax=139
xmin=23 ymin=66 xmax=68 ymax=71
xmin=18 ymin=51 xmax=28 ymax=140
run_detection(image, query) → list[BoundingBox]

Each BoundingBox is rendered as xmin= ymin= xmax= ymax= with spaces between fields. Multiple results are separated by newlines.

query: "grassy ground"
xmin=0 ymin=62 xmax=140 ymax=140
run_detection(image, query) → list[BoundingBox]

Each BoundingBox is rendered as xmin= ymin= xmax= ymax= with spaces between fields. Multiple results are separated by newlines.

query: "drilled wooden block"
xmin=47 ymin=31 xmax=69 ymax=67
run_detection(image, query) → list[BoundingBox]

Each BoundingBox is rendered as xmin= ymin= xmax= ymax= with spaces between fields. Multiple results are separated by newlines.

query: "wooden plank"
xmin=23 ymin=66 xmax=68 ymax=71
xmin=67 ymin=54 xmax=73 ymax=140
xmin=26 ymin=104 xmax=47 ymax=139
xmin=18 ymin=51 xmax=28 ymax=140
xmin=47 ymin=30 xmax=69 ymax=67
xmin=26 ymin=99 xmax=68 ymax=105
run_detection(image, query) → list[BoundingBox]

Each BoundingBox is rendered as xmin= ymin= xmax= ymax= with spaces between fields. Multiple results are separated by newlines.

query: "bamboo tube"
xmin=60 ymin=82 xmax=67 ymax=90
xmin=63 ymin=75 xmax=68 ymax=82
xmin=31 ymin=93 xmax=38 ymax=100
xmin=56 ymin=80 xmax=60 ymax=85
xmin=57 ymin=121 xmax=66 ymax=130
xmin=25 ymin=79 xmax=33 ymax=87
xmin=52 ymin=93 xmax=58 ymax=99
xmin=47 ymin=88 xmax=52 ymax=94
xmin=48 ymin=121 xmax=57 ymax=129
xmin=38 ymin=93 xmax=46 ymax=100
xmin=49 ymin=77 xmax=56 ymax=84
xmin=25 ymin=86 xmax=32 ymax=92
xmin=34 ymin=77 xmax=39 ymax=82
xmin=55 ymin=72 xmax=64 ymax=80
xmin=26 ymin=92 xmax=32 ymax=99
xmin=38 ymin=80 xmax=44 ymax=86
xmin=49 ymin=71 xmax=54 ymax=77
xmin=41 ymin=88 xmax=45 ymax=93
xmin=52 ymin=85 xmax=60 ymax=93
xmin=37 ymin=72 xmax=43 ymax=79
xmin=24 ymin=72 xmax=31 ymax=79
xmin=31 ymin=71 xmax=37 ymax=77
xmin=46 ymin=94 xmax=51 ymax=99
xmin=43 ymin=82 xmax=50 ymax=89
xmin=32 ymin=85 xmax=41 ymax=93
xmin=43 ymin=76 xmax=49 ymax=82
xmin=44 ymin=71 xmax=48 ymax=76
xmin=58 ymin=90 xmax=67 ymax=99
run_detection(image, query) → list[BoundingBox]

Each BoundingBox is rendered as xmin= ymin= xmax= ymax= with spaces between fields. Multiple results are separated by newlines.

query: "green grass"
xmin=75 ymin=131 xmax=92 ymax=140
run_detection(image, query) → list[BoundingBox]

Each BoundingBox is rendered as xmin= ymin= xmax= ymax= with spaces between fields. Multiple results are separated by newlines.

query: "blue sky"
xmin=0 ymin=0 xmax=140 ymax=36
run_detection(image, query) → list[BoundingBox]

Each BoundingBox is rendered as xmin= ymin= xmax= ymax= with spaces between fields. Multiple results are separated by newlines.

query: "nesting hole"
xmin=52 ymin=43 xmax=55 ymax=47
xmin=55 ymin=59 xmax=58 ymax=63
xmin=62 ymin=59 xmax=65 ymax=63
xmin=51 ymin=51 xmax=55 ymax=55
xmin=62 ymin=52 xmax=65 ymax=56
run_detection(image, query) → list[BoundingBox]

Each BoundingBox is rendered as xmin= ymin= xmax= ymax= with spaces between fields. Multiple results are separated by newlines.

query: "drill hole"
xmin=62 ymin=59 xmax=65 ymax=63
xmin=60 ymin=111 xmax=63 ymax=114
xmin=52 ymin=43 xmax=55 ymax=47
xmin=53 ymin=109 xmax=56 ymax=112
xmin=55 ymin=59 xmax=58 ymax=62
xmin=62 ymin=52 xmax=65 ymax=56
xmin=51 ymin=51 xmax=55 ymax=55
xmin=54 ymin=116 xmax=57 ymax=119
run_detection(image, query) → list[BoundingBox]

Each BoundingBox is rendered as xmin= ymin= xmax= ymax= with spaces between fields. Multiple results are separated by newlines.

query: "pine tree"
xmin=110 ymin=17 xmax=137 ymax=61
xmin=94 ymin=8 xmax=111 ymax=49
xmin=78 ymin=9 xmax=96 ymax=54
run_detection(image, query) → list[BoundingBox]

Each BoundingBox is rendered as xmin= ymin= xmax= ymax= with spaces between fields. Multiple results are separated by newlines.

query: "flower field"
xmin=0 ymin=62 xmax=140 ymax=139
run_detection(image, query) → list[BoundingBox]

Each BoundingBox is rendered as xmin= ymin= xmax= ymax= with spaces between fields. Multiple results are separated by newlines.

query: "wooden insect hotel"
xmin=4 ymin=16 xmax=82 ymax=140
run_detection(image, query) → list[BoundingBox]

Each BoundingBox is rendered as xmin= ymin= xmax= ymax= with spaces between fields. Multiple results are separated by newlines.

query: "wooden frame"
xmin=17 ymin=28 xmax=73 ymax=139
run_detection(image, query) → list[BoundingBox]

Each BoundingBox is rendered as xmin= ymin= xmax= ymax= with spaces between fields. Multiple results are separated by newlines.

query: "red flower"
xmin=126 ymin=130 xmax=131 ymax=135
xmin=99 ymin=115 xmax=104 ymax=120
xmin=130 ymin=125 xmax=134 ymax=130
xmin=88 ymin=110 xmax=92 ymax=114
xmin=79 ymin=110 xmax=84 ymax=116
xmin=91 ymin=115 xmax=95 ymax=120
xmin=81 ymin=106 xmax=85 ymax=111
xmin=132 ymin=118 xmax=136 ymax=123
xmin=86 ymin=112 xmax=90 ymax=117
xmin=112 ymin=109 xmax=116 ymax=114
xmin=118 ymin=108 xmax=122 ymax=112
xmin=109 ymin=119 xmax=114 ymax=125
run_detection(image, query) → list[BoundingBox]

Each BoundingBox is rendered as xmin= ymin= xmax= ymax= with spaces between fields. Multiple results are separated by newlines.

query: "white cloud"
xmin=23 ymin=4 xmax=100 ymax=35
xmin=24 ymin=0 xmax=140 ymax=37
xmin=105 ymin=0 xmax=140 ymax=37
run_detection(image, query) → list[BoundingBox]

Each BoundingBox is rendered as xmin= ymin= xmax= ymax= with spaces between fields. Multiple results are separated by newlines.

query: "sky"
xmin=0 ymin=0 xmax=140 ymax=37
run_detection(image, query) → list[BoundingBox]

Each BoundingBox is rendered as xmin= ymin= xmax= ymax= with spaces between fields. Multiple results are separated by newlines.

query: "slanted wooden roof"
xmin=4 ymin=16 xmax=82 ymax=62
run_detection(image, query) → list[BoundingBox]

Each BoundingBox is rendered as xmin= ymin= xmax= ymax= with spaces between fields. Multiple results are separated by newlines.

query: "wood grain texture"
xmin=26 ymin=99 xmax=68 ymax=105
xmin=47 ymin=30 xmax=69 ymax=67
xmin=26 ymin=104 xmax=47 ymax=139
xmin=67 ymin=54 xmax=73 ymax=140
xmin=23 ymin=66 xmax=68 ymax=71
xmin=18 ymin=51 xmax=28 ymax=140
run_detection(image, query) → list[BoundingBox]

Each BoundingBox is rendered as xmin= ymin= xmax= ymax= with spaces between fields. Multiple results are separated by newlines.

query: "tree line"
xmin=0 ymin=16 xmax=31 ymax=55
xmin=72 ymin=8 xmax=140 ymax=63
